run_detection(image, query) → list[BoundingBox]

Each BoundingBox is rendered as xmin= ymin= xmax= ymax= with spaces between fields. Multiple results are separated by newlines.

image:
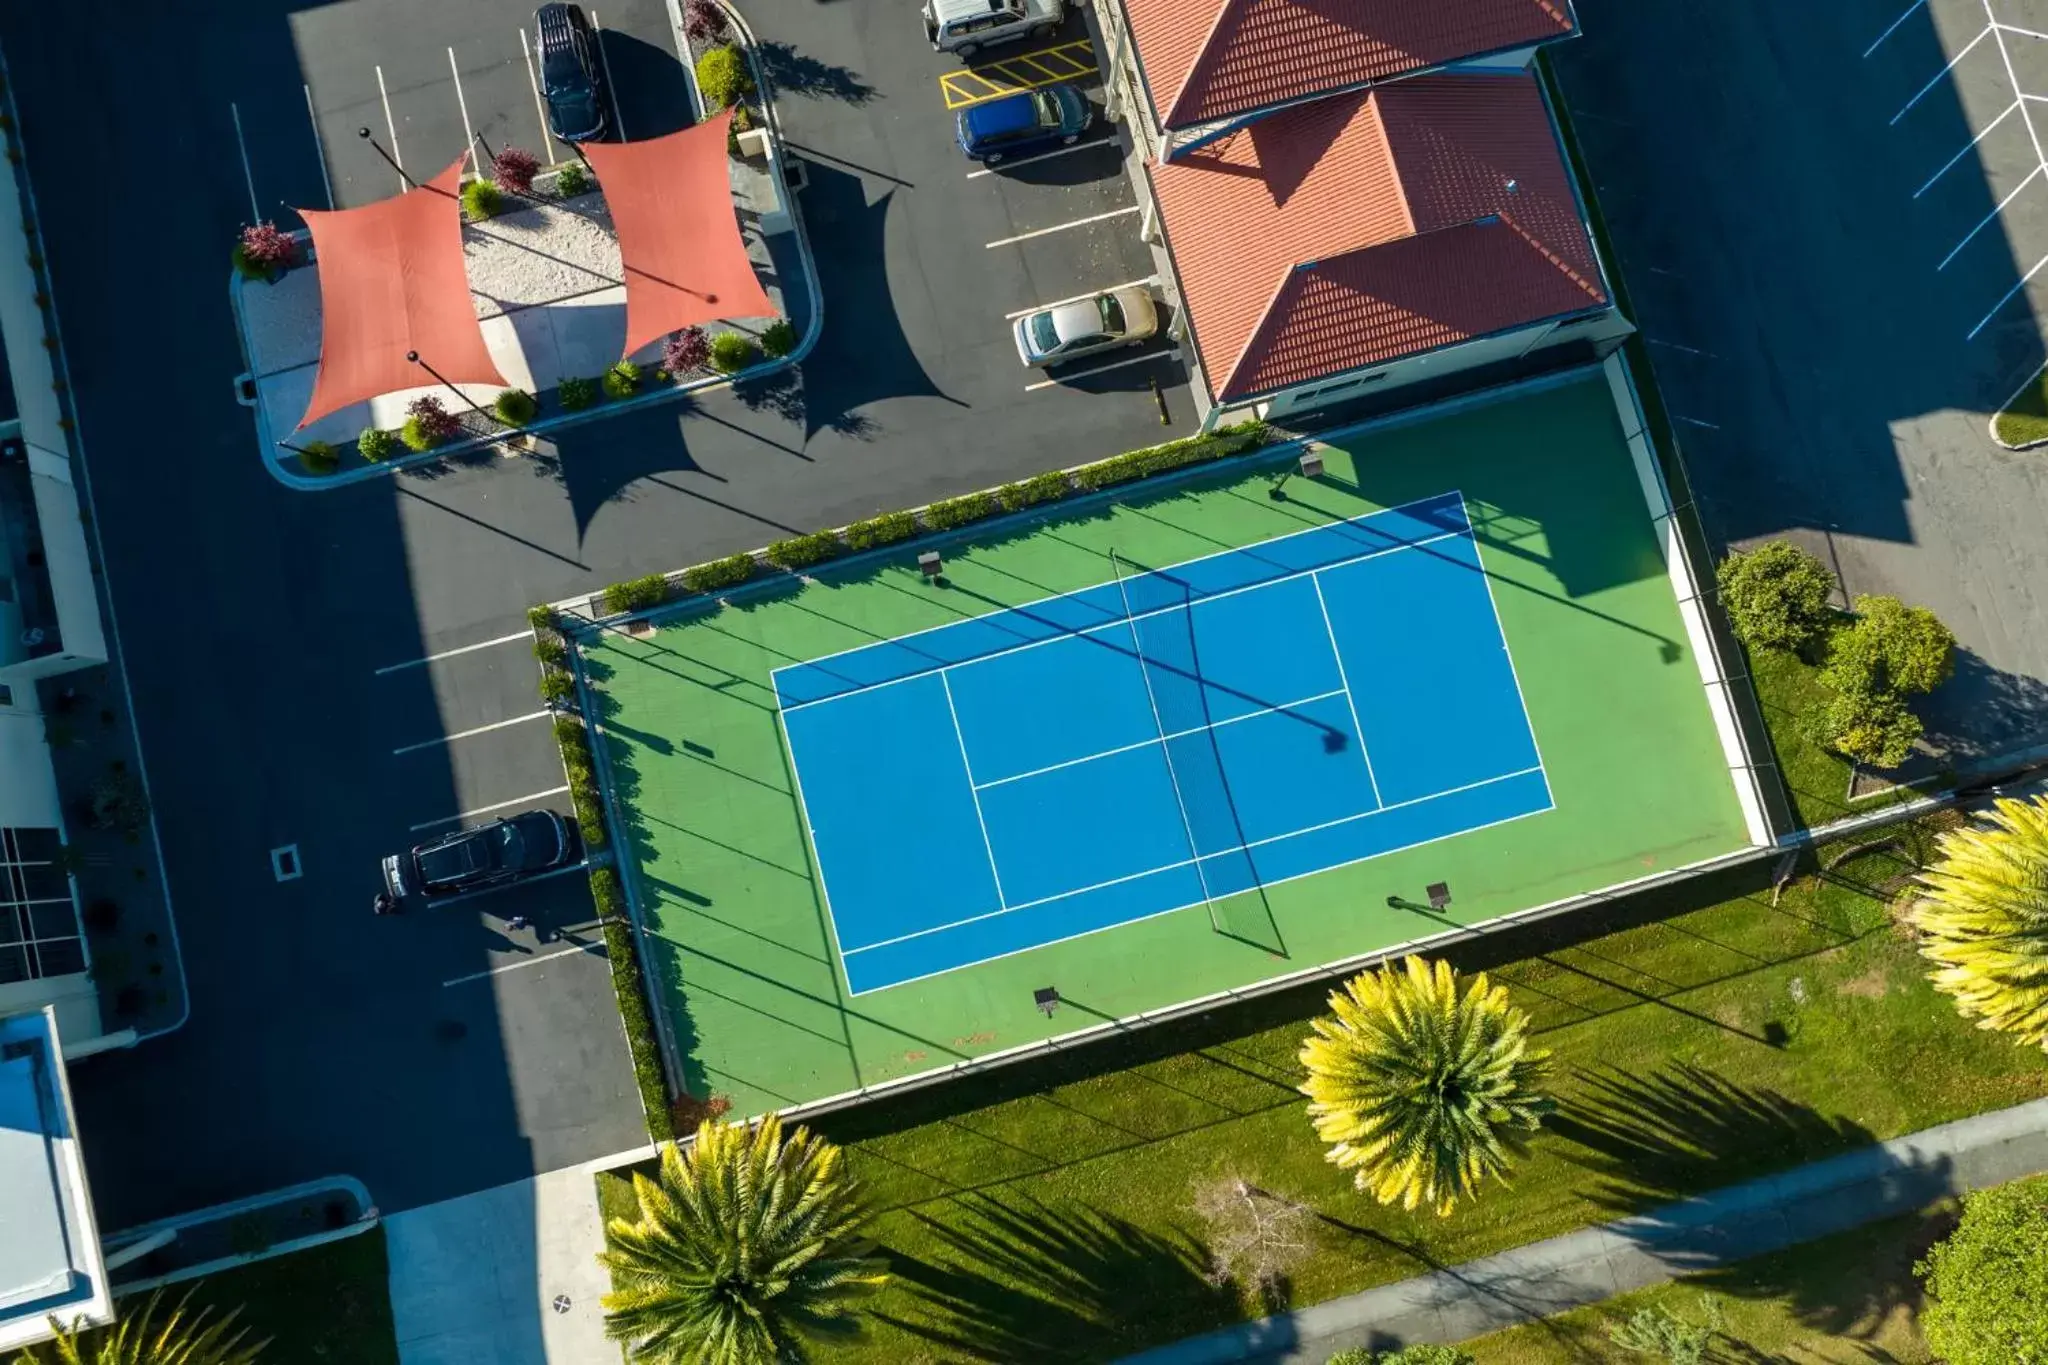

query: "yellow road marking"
xmin=939 ymin=39 xmax=1097 ymax=110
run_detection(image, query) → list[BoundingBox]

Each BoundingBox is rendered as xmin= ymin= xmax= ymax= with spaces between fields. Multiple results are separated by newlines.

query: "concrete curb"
xmin=1115 ymin=1097 xmax=2048 ymax=1365
xmin=103 ymin=1175 xmax=378 ymax=1296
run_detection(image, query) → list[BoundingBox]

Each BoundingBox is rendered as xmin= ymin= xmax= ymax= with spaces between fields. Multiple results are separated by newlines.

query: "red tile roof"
xmin=1148 ymin=72 xmax=1607 ymax=403
xmin=1124 ymin=0 xmax=1575 ymax=130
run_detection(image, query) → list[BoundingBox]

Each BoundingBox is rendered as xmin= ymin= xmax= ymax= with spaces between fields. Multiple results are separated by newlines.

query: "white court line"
xmin=590 ymin=11 xmax=627 ymax=141
xmin=1938 ymin=164 xmax=2040 ymax=269
xmin=1024 ymin=349 xmax=1175 ymax=392
xmin=376 ymin=64 xmax=405 ymax=189
xmin=1454 ymin=489 xmax=1549 ymax=786
xmin=228 ymin=103 xmax=260 ymax=222
xmin=843 ymin=765 xmax=1549 ymax=957
xmin=304 ymin=85 xmax=336 ymax=209
xmin=1006 ymin=276 xmax=1157 ymax=319
xmin=448 ymin=47 xmax=478 ymax=173
xmin=1916 ymin=100 xmax=2019 ymax=198
xmin=1968 ymin=249 xmax=2048 ymax=338
xmin=967 ymin=137 xmax=1116 ymax=179
xmin=1865 ymin=0 xmax=1925 ymax=58
xmin=778 ymin=524 xmax=1476 ymax=714
xmin=986 ymin=205 xmax=1140 ymax=249
xmin=1892 ymin=26 xmax=1992 ymax=125
xmin=410 ymin=786 xmax=571 ymax=832
xmin=375 ymin=630 xmax=531 ymax=675
xmin=443 ymin=942 xmax=605 ymax=988
xmin=939 ymin=673 xmax=1009 ymax=908
xmin=1310 ymin=573 xmax=1382 ymax=808
xmin=520 ymin=28 xmax=558 ymax=165
xmin=393 ymin=710 xmax=552 ymax=756
xmin=973 ymin=687 xmax=1350 ymax=791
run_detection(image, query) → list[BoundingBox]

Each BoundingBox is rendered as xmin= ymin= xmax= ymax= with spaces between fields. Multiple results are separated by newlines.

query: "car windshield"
xmin=1030 ymin=91 xmax=1061 ymax=127
xmin=496 ymin=821 xmax=527 ymax=867
xmin=1097 ymin=294 xmax=1126 ymax=334
xmin=1028 ymin=312 xmax=1060 ymax=353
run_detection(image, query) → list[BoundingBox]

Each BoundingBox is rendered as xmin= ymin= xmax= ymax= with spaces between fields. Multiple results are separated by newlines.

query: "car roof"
xmin=1047 ymin=299 xmax=1102 ymax=342
xmin=964 ymin=92 xmax=1041 ymax=138
xmin=931 ymin=0 xmax=1014 ymax=21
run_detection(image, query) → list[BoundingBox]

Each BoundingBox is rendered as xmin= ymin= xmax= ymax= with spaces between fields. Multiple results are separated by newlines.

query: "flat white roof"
xmin=0 ymin=1008 xmax=110 ymax=1351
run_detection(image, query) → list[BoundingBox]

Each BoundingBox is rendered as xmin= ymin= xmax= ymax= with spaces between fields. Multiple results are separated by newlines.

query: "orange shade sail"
xmin=580 ymin=113 xmax=777 ymax=357
xmin=295 ymin=159 xmax=508 ymax=429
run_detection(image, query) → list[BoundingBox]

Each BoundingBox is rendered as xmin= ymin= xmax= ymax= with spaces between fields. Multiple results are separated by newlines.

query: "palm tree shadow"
xmin=878 ymin=1196 xmax=1235 ymax=1362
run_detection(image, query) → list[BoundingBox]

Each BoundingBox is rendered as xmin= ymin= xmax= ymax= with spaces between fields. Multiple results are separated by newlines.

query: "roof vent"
xmin=1505 ymin=178 xmax=1520 ymax=194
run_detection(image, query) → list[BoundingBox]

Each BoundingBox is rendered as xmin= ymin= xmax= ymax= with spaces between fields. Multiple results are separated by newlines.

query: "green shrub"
xmin=1325 ymin=1349 xmax=1472 ymax=1365
xmin=695 ymin=44 xmax=753 ymax=109
xmin=925 ymin=491 xmax=997 ymax=530
xmin=1823 ymin=593 xmax=1956 ymax=698
xmin=1716 ymin=540 xmax=1837 ymax=653
xmin=533 ymin=633 xmax=569 ymax=668
xmin=539 ymin=668 xmax=575 ymax=705
xmin=603 ymin=573 xmax=671 ymax=616
xmin=761 ymin=318 xmax=797 ymax=358
xmin=680 ymin=552 xmax=756 ymax=593
xmin=553 ymin=715 xmax=608 ymax=852
xmin=1806 ymin=682 xmax=1922 ymax=769
xmin=709 ymin=331 xmax=759 ymax=374
xmin=1918 ymin=1178 xmax=2048 ymax=1365
xmin=553 ymin=160 xmax=591 ymax=198
xmin=603 ymin=360 xmax=643 ymax=400
xmin=295 ymin=440 xmax=339 ymax=476
xmin=461 ymin=177 xmax=505 ymax=221
xmin=527 ymin=603 xmax=561 ymax=632
xmin=846 ymin=510 xmax=918 ymax=550
xmin=1072 ymin=423 xmax=1270 ymax=491
xmin=998 ymin=470 xmax=1070 ymax=511
xmin=590 ymin=867 xmax=674 ymax=1142
xmin=766 ymin=530 xmax=843 ymax=570
xmin=399 ymin=414 xmax=438 ymax=452
xmin=558 ymin=375 xmax=600 ymax=411
xmin=494 ymin=388 xmax=538 ymax=425
xmin=357 ymin=427 xmax=401 ymax=463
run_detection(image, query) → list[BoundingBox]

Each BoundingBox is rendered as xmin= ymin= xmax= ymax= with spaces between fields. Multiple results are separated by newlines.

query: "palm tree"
xmin=19 ymin=1289 xmax=264 ymax=1364
xmin=600 ymin=1116 xmax=887 ymax=1364
xmin=1299 ymin=956 xmax=1551 ymax=1216
xmin=1912 ymin=794 xmax=2048 ymax=1048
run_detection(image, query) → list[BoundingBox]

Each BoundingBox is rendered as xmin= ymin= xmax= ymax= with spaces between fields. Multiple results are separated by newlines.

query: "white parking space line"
xmin=986 ymin=205 xmax=1140 ymax=249
xmin=1672 ymin=414 xmax=1722 ymax=430
xmin=1939 ymin=165 xmax=2040 ymax=270
xmin=376 ymin=64 xmax=406 ymax=189
xmin=1917 ymin=101 xmax=2019 ymax=198
xmin=1005 ymin=276 xmax=1156 ymax=319
xmin=1892 ymin=27 xmax=1992 ymax=125
xmin=304 ymin=85 xmax=336 ymax=209
xmin=393 ymin=710 xmax=552 ymax=756
xmin=443 ymin=942 xmax=605 ymax=988
xmin=374 ymin=630 xmax=531 ymax=676
xmin=1969 ymin=251 xmax=2048 ymax=339
xmin=520 ymin=28 xmax=558 ymax=164
xmin=410 ymin=786 xmax=572 ymax=832
xmin=2001 ymin=21 xmax=2048 ymax=43
xmin=591 ymin=11 xmax=627 ymax=141
xmin=448 ymin=47 xmax=478 ymax=173
xmin=228 ymin=103 xmax=260 ymax=222
xmin=1864 ymin=0 xmax=1925 ymax=58
xmin=966 ymin=138 xmax=1117 ymax=179
xmin=1023 ymin=349 xmax=1174 ymax=392
xmin=1645 ymin=337 xmax=1718 ymax=359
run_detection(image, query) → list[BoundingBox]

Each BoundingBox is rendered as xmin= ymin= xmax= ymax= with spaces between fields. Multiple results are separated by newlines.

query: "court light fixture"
xmin=1268 ymin=449 xmax=1326 ymax=500
xmin=1426 ymin=881 xmax=1452 ymax=910
xmin=1033 ymin=986 xmax=1061 ymax=1017
xmin=1298 ymin=451 xmax=1325 ymax=479
xmin=919 ymin=551 xmax=944 ymax=583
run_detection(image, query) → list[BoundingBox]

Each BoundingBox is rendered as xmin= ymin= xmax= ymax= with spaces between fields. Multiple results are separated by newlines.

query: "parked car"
xmin=923 ymin=0 xmax=1062 ymax=57
xmin=381 ymin=810 xmax=574 ymax=901
xmin=956 ymin=84 xmax=1091 ymax=164
xmin=1013 ymin=285 xmax=1160 ymax=368
xmin=535 ymin=3 xmax=607 ymax=142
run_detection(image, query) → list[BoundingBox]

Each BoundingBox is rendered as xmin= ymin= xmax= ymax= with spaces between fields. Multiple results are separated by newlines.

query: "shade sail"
xmin=295 ymin=159 xmax=508 ymax=429
xmin=580 ymin=113 xmax=778 ymax=357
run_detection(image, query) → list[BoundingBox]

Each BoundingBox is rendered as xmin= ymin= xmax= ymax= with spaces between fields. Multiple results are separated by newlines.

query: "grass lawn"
xmin=1746 ymin=640 xmax=1947 ymax=832
xmin=1993 ymin=363 xmax=2048 ymax=447
xmin=144 ymin=1230 xmax=398 ymax=1365
xmin=593 ymin=818 xmax=2048 ymax=1363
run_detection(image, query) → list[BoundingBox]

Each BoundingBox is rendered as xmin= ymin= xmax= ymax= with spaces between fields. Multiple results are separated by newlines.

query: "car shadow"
xmin=598 ymin=30 xmax=698 ymax=140
xmin=983 ymin=133 xmax=1123 ymax=187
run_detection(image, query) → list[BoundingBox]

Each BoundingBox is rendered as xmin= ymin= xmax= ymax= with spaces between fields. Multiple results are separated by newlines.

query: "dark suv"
xmin=535 ymin=3 xmax=607 ymax=142
xmin=382 ymin=811 xmax=574 ymax=901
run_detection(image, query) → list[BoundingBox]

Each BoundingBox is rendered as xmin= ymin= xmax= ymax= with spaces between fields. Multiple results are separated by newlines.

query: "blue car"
xmin=957 ymin=84 xmax=1092 ymax=164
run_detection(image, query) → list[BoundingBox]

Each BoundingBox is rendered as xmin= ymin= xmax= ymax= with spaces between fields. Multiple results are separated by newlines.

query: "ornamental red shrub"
xmin=662 ymin=326 xmax=711 ymax=375
xmin=685 ymin=0 xmax=728 ymax=42
xmin=405 ymin=395 xmax=463 ymax=442
xmin=493 ymin=146 xmax=540 ymax=195
xmin=238 ymin=221 xmax=297 ymax=270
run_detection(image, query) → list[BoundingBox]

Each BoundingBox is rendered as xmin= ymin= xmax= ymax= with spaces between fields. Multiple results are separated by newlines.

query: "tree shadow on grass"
xmin=879 ymin=1195 xmax=1235 ymax=1363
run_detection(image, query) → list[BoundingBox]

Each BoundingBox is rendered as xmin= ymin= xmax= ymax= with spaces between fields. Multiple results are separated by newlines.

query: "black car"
xmin=382 ymin=810 xmax=574 ymax=900
xmin=535 ymin=3 xmax=607 ymax=142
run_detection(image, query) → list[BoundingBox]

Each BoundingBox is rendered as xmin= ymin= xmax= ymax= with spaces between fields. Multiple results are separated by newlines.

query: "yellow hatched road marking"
xmin=939 ymin=38 xmax=1097 ymax=109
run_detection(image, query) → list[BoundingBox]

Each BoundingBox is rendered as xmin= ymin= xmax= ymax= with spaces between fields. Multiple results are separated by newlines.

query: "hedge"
xmin=847 ymin=510 xmax=918 ymax=550
xmin=553 ymin=716 xmax=608 ymax=852
xmin=680 ymin=552 xmax=756 ymax=594
xmin=998 ymin=470 xmax=1070 ymax=511
xmin=765 ymin=530 xmax=843 ymax=570
xmin=603 ymin=573 xmax=671 ymax=616
xmin=591 ymin=867 xmax=676 ymax=1143
xmin=925 ymin=490 xmax=998 ymax=530
xmin=1072 ymin=421 xmax=1270 ymax=491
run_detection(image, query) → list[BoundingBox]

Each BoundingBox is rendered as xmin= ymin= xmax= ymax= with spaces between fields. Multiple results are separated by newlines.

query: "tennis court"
xmin=776 ymin=491 xmax=1550 ymax=994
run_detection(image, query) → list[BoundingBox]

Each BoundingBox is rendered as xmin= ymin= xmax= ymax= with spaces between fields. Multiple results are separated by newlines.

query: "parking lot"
xmin=1553 ymin=0 xmax=2048 ymax=772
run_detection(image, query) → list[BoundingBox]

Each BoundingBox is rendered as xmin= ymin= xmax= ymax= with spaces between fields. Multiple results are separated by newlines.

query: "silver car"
xmin=1012 ymin=285 xmax=1160 ymax=368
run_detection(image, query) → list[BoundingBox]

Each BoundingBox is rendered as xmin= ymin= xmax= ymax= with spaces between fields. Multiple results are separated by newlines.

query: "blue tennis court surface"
xmin=775 ymin=491 xmax=1552 ymax=994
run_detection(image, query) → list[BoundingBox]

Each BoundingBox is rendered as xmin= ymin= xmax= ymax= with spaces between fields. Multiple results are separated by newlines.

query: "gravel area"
xmin=462 ymin=189 xmax=622 ymax=318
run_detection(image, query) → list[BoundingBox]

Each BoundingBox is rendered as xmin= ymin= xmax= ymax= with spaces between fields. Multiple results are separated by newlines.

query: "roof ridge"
xmin=1495 ymin=210 xmax=1607 ymax=302
xmin=1214 ymin=261 xmax=1303 ymax=400
xmin=1363 ymin=90 xmax=1417 ymax=241
xmin=1163 ymin=0 xmax=1252 ymax=130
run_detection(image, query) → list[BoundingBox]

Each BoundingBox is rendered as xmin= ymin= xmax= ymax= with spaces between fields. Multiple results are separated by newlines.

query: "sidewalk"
xmin=385 ymin=1148 xmax=652 ymax=1365
xmin=1119 ymin=1095 xmax=2048 ymax=1365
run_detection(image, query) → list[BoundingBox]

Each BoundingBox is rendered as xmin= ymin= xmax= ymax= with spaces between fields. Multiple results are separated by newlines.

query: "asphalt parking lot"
xmin=1553 ymin=0 xmax=2048 ymax=772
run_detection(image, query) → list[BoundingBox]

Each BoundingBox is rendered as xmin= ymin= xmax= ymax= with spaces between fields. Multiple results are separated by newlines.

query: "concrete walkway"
xmin=386 ymin=1146 xmax=653 ymax=1365
xmin=1119 ymin=1096 xmax=2048 ymax=1365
